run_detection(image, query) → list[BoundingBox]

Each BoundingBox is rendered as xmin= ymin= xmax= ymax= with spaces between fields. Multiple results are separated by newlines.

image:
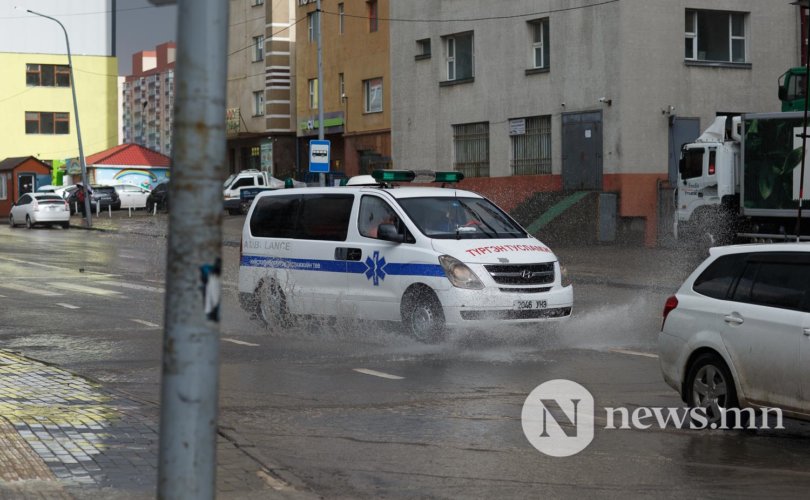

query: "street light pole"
xmin=316 ymin=0 xmax=325 ymax=186
xmin=27 ymin=10 xmax=92 ymax=227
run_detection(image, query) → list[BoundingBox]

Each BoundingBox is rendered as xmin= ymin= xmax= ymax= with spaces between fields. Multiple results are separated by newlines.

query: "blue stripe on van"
xmin=240 ymin=255 xmax=445 ymax=277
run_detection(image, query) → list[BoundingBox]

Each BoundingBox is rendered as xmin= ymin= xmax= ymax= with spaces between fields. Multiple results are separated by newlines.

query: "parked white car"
xmin=112 ymin=184 xmax=151 ymax=209
xmin=659 ymin=243 xmax=810 ymax=424
xmin=8 ymin=193 xmax=71 ymax=229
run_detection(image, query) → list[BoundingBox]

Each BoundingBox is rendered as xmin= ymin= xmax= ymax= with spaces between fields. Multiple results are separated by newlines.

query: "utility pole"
xmin=157 ymin=0 xmax=228 ymax=497
xmin=317 ymin=0 xmax=325 ymax=186
xmin=27 ymin=10 xmax=93 ymax=227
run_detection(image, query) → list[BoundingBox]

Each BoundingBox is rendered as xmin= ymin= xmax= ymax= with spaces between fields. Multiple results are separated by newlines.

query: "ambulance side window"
xmin=358 ymin=196 xmax=398 ymax=239
xmin=298 ymin=194 xmax=354 ymax=241
xmin=250 ymin=195 xmax=300 ymax=238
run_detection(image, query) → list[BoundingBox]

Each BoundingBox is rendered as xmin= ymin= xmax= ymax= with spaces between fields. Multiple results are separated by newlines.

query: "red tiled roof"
xmin=86 ymin=144 xmax=171 ymax=168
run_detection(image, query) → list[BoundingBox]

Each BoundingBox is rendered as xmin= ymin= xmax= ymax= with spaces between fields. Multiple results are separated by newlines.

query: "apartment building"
xmin=296 ymin=0 xmax=391 ymax=179
xmin=122 ymin=42 xmax=176 ymax=156
xmin=0 ymin=1 xmax=117 ymax=188
xmin=391 ymin=0 xmax=801 ymax=245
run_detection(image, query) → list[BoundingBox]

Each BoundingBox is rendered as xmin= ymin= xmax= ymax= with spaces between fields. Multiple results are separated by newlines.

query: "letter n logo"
xmin=521 ymin=379 xmax=594 ymax=457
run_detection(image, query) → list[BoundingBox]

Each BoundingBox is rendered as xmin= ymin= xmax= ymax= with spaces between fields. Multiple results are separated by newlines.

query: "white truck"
xmin=676 ymin=112 xmax=810 ymax=244
xmin=223 ymin=170 xmax=304 ymax=215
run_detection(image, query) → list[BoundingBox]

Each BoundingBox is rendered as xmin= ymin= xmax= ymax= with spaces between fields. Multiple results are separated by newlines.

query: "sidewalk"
xmin=0 ymin=350 xmax=309 ymax=499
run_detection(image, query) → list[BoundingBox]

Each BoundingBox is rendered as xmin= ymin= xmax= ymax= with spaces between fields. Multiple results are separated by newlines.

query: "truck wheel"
xmin=240 ymin=201 xmax=250 ymax=215
xmin=227 ymin=208 xmax=240 ymax=216
xmin=401 ymin=286 xmax=446 ymax=343
xmin=257 ymin=280 xmax=291 ymax=330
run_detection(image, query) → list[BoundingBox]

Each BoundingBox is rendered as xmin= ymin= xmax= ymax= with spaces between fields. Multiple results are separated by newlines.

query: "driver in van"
xmin=360 ymin=199 xmax=397 ymax=239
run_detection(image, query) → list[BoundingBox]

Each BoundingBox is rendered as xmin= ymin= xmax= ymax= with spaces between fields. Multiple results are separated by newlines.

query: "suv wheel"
xmin=685 ymin=353 xmax=740 ymax=428
xmin=25 ymin=215 xmax=33 ymax=229
xmin=8 ymin=214 xmax=15 ymax=228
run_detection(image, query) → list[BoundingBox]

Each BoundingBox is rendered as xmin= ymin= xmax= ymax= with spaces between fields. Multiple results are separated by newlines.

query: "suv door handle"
xmin=724 ymin=314 xmax=744 ymax=325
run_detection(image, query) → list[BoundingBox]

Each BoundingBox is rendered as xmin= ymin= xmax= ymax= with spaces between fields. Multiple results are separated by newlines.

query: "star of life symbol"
xmin=364 ymin=250 xmax=387 ymax=286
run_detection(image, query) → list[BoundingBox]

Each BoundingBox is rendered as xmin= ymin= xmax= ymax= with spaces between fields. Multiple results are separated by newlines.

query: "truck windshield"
xmin=223 ymin=174 xmax=236 ymax=189
xmin=397 ymin=197 xmax=528 ymax=240
xmin=681 ymin=148 xmax=704 ymax=180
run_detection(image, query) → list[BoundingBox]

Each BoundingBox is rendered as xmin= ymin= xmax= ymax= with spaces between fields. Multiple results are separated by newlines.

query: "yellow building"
xmin=0 ymin=53 xmax=118 ymax=180
xmin=296 ymin=0 xmax=390 ymax=178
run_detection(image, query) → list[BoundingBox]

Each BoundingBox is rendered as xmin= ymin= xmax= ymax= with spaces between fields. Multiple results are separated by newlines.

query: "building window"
xmin=416 ymin=38 xmax=431 ymax=60
xmin=529 ymin=18 xmax=549 ymax=69
xmin=308 ymin=78 xmax=318 ymax=109
xmin=510 ymin=116 xmax=551 ymax=175
xmin=368 ymin=0 xmax=378 ymax=32
xmin=685 ymin=9 xmax=747 ymax=63
xmin=338 ymin=3 xmax=345 ymax=35
xmin=363 ymin=78 xmax=383 ymax=113
xmin=253 ymin=0 xmax=264 ymax=5
xmin=253 ymin=91 xmax=264 ymax=116
xmin=0 ymin=173 xmax=7 ymax=200
xmin=254 ymin=35 xmax=264 ymax=62
xmin=444 ymin=32 xmax=474 ymax=81
xmin=339 ymin=73 xmax=345 ymax=102
xmin=26 ymin=64 xmax=70 ymax=87
xmin=25 ymin=111 xmax=70 ymax=135
xmin=308 ymin=11 xmax=319 ymax=42
xmin=453 ymin=122 xmax=489 ymax=178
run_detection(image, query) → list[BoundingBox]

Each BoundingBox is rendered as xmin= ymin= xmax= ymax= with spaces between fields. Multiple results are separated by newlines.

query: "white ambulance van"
xmin=238 ymin=170 xmax=573 ymax=342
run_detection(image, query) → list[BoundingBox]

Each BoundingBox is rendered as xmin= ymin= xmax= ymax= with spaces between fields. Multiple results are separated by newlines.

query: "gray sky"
xmin=116 ymin=0 xmax=177 ymax=74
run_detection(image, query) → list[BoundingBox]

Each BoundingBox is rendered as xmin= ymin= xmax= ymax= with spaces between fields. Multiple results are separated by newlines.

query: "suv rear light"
xmin=662 ymin=295 xmax=678 ymax=330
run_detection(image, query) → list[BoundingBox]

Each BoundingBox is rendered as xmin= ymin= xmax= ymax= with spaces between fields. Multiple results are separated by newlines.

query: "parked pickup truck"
xmin=238 ymin=186 xmax=275 ymax=215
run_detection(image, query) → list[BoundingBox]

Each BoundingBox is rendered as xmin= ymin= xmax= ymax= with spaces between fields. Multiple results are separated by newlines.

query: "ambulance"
xmin=238 ymin=170 xmax=573 ymax=342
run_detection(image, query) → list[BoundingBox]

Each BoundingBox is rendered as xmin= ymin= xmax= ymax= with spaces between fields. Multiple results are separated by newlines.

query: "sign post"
xmin=309 ymin=139 xmax=331 ymax=174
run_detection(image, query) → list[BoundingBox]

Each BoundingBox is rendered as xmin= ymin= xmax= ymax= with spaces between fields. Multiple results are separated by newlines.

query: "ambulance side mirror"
xmin=377 ymin=224 xmax=404 ymax=243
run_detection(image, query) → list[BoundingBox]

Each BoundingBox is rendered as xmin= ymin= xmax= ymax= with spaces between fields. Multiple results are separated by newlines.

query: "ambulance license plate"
xmin=513 ymin=300 xmax=547 ymax=310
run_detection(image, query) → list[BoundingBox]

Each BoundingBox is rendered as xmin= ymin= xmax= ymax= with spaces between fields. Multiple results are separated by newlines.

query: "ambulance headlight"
xmin=559 ymin=261 xmax=572 ymax=287
xmin=439 ymin=255 xmax=484 ymax=290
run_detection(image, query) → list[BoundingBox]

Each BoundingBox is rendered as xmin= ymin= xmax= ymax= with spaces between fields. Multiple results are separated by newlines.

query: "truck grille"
xmin=484 ymin=263 xmax=555 ymax=285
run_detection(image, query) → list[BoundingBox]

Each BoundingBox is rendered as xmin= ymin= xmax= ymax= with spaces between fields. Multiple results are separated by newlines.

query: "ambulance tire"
xmin=257 ymin=280 xmax=291 ymax=330
xmin=401 ymin=286 xmax=446 ymax=343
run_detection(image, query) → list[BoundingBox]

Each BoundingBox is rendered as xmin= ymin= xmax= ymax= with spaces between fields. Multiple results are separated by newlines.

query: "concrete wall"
xmin=0 ymin=1 xmax=112 ymax=57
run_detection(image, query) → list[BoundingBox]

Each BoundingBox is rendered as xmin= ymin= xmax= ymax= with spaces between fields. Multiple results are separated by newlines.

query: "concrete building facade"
xmin=390 ymin=0 xmax=801 ymax=244
xmin=296 ymin=0 xmax=391 ymax=180
xmin=122 ymin=42 xmax=176 ymax=156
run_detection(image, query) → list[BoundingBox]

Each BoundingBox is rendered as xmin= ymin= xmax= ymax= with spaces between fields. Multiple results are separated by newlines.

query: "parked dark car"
xmin=146 ymin=182 xmax=169 ymax=212
xmin=66 ymin=185 xmax=121 ymax=214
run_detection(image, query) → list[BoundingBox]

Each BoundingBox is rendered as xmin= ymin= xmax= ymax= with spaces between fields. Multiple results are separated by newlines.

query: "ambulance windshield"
xmin=397 ymin=197 xmax=528 ymax=240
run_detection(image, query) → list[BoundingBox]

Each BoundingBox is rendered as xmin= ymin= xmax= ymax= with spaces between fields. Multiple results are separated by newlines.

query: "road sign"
xmin=309 ymin=140 xmax=330 ymax=173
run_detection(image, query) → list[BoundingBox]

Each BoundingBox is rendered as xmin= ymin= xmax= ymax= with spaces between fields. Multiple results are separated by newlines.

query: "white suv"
xmin=659 ymin=243 xmax=810 ymax=423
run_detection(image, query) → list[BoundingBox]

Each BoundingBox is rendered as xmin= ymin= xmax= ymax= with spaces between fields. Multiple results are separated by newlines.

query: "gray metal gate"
xmin=668 ymin=117 xmax=700 ymax=185
xmin=562 ymin=111 xmax=602 ymax=190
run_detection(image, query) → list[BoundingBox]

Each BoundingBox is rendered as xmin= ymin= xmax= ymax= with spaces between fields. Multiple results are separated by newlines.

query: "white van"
xmin=238 ymin=171 xmax=573 ymax=342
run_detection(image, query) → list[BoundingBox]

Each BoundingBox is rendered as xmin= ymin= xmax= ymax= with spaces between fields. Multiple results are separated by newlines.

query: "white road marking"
xmin=608 ymin=348 xmax=659 ymax=359
xmin=353 ymin=368 xmax=405 ymax=380
xmin=0 ymin=255 xmax=111 ymax=276
xmin=131 ymin=319 xmax=160 ymax=328
xmin=97 ymin=281 xmax=165 ymax=293
xmin=56 ymin=303 xmax=80 ymax=310
xmin=222 ymin=338 xmax=260 ymax=347
xmin=48 ymin=282 xmax=123 ymax=297
xmin=0 ymin=283 xmax=63 ymax=296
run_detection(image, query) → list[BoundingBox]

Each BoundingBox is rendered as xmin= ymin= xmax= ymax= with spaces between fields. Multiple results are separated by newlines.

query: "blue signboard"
xmin=309 ymin=140 xmax=331 ymax=173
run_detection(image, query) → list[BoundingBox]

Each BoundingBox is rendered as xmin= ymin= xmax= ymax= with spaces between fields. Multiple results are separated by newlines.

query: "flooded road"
xmin=2 ymin=217 xmax=810 ymax=498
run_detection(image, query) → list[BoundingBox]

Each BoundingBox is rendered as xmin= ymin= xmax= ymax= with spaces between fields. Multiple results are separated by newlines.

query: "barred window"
xmin=511 ymin=116 xmax=551 ymax=175
xmin=0 ymin=173 xmax=7 ymax=200
xmin=453 ymin=122 xmax=489 ymax=178
xmin=25 ymin=111 xmax=70 ymax=135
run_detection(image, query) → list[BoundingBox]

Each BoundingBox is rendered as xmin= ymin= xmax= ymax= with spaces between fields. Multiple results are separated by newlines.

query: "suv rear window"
xmin=732 ymin=260 xmax=810 ymax=311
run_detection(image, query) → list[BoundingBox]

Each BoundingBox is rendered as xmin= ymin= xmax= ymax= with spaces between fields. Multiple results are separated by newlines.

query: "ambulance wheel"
xmin=401 ymin=286 xmax=445 ymax=343
xmin=257 ymin=280 xmax=290 ymax=329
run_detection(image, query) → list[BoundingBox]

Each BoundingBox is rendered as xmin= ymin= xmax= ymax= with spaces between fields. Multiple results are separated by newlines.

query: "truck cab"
xmin=676 ymin=116 xmax=740 ymax=237
xmin=223 ymin=170 xmax=283 ymax=215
